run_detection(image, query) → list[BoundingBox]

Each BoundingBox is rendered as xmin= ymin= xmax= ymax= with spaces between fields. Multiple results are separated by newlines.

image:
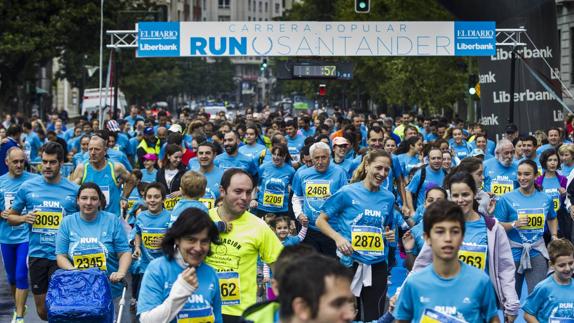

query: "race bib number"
xmin=4 ymin=192 xmax=14 ymax=211
xmin=263 ymin=192 xmax=283 ymax=207
xmin=164 ymin=196 xmax=181 ymax=210
xmin=177 ymin=307 xmax=215 ymax=323
xmin=32 ymin=207 xmax=63 ymax=234
xmin=127 ymin=197 xmax=137 ymax=210
xmin=305 ymin=182 xmax=330 ymax=199
xmin=421 ymin=308 xmax=466 ymax=323
xmin=100 ymin=186 xmax=110 ymax=207
xmin=141 ymin=228 xmax=165 ymax=252
xmin=458 ymin=243 xmax=487 ymax=271
xmin=73 ymin=248 xmax=107 ymax=271
xmin=491 ymin=179 xmax=513 ymax=196
xmin=351 ymin=226 xmax=384 ymax=256
xmin=553 ymin=198 xmax=560 ymax=212
xmin=518 ymin=209 xmax=545 ymax=232
xmin=217 ymin=272 xmax=240 ymax=305
xmin=198 ymin=198 xmax=215 ymax=209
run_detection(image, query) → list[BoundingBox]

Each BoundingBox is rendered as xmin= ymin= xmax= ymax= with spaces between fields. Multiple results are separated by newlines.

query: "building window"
xmin=203 ymin=0 xmax=206 ymax=10
xmin=275 ymin=3 xmax=280 ymax=13
xmin=218 ymin=0 xmax=230 ymax=9
xmin=219 ymin=15 xmax=231 ymax=21
xmin=259 ymin=1 xmax=262 ymax=12
xmin=248 ymin=16 xmax=251 ymax=21
xmin=248 ymin=0 xmax=251 ymax=11
xmin=265 ymin=2 xmax=268 ymax=12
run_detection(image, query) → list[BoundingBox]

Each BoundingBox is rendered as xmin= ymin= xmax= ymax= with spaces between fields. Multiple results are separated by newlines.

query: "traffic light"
xmin=319 ymin=84 xmax=327 ymax=96
xmin=260 ymin=58 xmax=268 ymax=72
xmin=355 ymin=0 xmax=370 ymax=13
xmin=468 ymin=74 xmax=478 ymax=95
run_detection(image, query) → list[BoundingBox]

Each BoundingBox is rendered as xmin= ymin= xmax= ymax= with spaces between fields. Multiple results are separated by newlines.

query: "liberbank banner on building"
xmin=136 ymin=21 xmax=495 ymax=57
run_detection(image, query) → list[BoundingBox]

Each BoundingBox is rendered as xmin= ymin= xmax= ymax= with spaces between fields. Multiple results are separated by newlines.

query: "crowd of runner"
xmin=0 ymin=105 xmax=573 ymax=323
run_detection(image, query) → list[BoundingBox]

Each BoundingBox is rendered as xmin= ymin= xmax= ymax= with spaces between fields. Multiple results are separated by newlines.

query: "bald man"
xmin=0 ymin=147 xmax=38 ymax=321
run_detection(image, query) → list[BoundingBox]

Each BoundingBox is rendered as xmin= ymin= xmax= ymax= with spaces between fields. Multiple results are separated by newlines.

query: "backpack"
xmin=409 ymin=165 xmax=446 ymax=206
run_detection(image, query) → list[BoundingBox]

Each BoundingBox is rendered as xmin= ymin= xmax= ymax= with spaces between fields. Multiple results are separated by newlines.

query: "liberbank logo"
xmin=137 ymin=22 xmax=180 ymax=57
xmin=454 ymin=21 xmax=496 ymax=56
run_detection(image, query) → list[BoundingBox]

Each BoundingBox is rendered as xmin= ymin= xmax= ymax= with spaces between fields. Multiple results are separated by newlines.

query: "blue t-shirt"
xmin=292 ymin=164 xmax=348 ymax=230
xmin=282 ymin=235 xmax=303 ymax=247
xmin=142 ymin=168 xmax=158 ymax=183
xmin=462 ymin=216 xmax=489 ymax=273
xmin=397 ymin=153 xmax=422 ymax=178
xmin=560 ymin=162 xmax=574 ymax=177
xmin=23 ymin=131 xmax=43 ymax=162
xmin=214 ymin=152 xmax=258 ymax=178
xmin=483 ymin=158 xmax=518 ymax=195
xmin=0 ymin=171 xmax=38 ymax=244
xmin=540 ymin=176 xmax=563 ymax=213
xmin=171 ymin=199 xmax=209 ymax=225
xmin=451 ymin=141 xmax=473 ymax=160
xmin=82 ymin=161 xmax=122 ymax=217
xmin=301 ymin=127 xmax=316 ymax=138
xmin=493 ymin=189 xmax=556 ymax=261
xmin=409 ymin=221 xmax=425 ymax=256
xmin=321 ymin=182 xmax=395 ymax=265
xmin=394 ymin=262 xmax=499 ymax=322
xmin=536 ymin=143 xmax=559 ymax=156
xmin=55 ymin=211 xmax=130 ymax=297
xmin=128 ymin=137 xmax=140 ymax=159
xmin=406 ymin=166 xmax=446 ymax=210
xmin=523 ymin=275 xmax=574 ymax=322
xmin=333 ymin=158 xmax=354 ymax=180
xmin=12 ymin=176 xmax=79 ymax=260
xmin=80 ymin=148 xmax=133 ymax=172
xmin=286 ymin=134 xmax=305 ymax=163
xmin=256 ymin=163 xmax=295 ymax=213
xmin=412 ymin=205 xmax=425 ymax=224
xmin=238 ymin=143 xmax=266 ymax=162
xmin=137 ymin=257 xmax=222 ymax=323
xmin=125 ymin=115 xmax=144 ymax=127
xmin=135 ymin=209 xmax=172 ymax=272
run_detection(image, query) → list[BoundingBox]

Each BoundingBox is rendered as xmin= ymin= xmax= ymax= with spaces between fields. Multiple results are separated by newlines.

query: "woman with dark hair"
xmin=251 ymin=143 xmax=295 ymax=218
xmin=538 ymin=149 xmax=570 ymax=245
xmin=537 ymin=149 xmax=567 ymax=215
xmin=446 ymin=157 xmax=493 ymax=215
xmin=137 ymin=208 xmax=222 ymax=323
xmin=493 ymin=159 xmax=559 ymax=298
xmin=55 ymin=182 xmax=132 ymax=307
xmin=156 ymin=144 xmax=186 ymax=197
xmin=395 ymin=135 xmax=423 ymax=178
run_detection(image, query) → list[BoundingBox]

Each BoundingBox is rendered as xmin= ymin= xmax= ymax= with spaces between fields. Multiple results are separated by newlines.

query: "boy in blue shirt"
xmin=394 ymin=200 xmax=499 ymax=323
xmin=523 ymin=239 xmax=574 ymax=322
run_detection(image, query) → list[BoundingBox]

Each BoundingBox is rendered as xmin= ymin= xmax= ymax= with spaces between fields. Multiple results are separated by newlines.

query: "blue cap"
xmin=144 ymin=127 xmax=154 ymax=135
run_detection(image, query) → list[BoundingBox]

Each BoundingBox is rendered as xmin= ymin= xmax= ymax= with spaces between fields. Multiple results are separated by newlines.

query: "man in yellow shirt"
xmin=206 ymin=168 xmax=283 ymax=323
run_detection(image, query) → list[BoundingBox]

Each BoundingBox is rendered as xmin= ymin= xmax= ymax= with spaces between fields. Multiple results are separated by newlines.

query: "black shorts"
xmin=28 ymin=257 xmax=58 ymax=295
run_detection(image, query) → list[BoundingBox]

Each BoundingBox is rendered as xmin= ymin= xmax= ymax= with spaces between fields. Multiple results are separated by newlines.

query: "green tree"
xmin=0 ymin=0 xmax=125 ymax=113
xmin=283 ymin=0 xmax=469 ymax=114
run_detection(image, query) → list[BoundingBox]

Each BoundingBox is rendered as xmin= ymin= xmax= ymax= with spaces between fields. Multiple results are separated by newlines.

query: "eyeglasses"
xmin=335 ymin=144 xmax=349 ymax=148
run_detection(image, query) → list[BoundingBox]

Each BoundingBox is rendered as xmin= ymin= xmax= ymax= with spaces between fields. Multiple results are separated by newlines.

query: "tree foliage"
xmin=0 ymin=0 xmax=125 ymax=113
xmin=283 ymin=0 xmax=469 ymax=113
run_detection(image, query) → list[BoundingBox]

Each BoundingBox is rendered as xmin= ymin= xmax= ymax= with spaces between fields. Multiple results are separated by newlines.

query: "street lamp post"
xmin=98 ymin=0 xmax=104 ymax=129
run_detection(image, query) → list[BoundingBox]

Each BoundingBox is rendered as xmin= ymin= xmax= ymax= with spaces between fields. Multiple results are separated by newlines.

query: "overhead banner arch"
xmin=136 ymin=21 xmax=496 ymax=57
